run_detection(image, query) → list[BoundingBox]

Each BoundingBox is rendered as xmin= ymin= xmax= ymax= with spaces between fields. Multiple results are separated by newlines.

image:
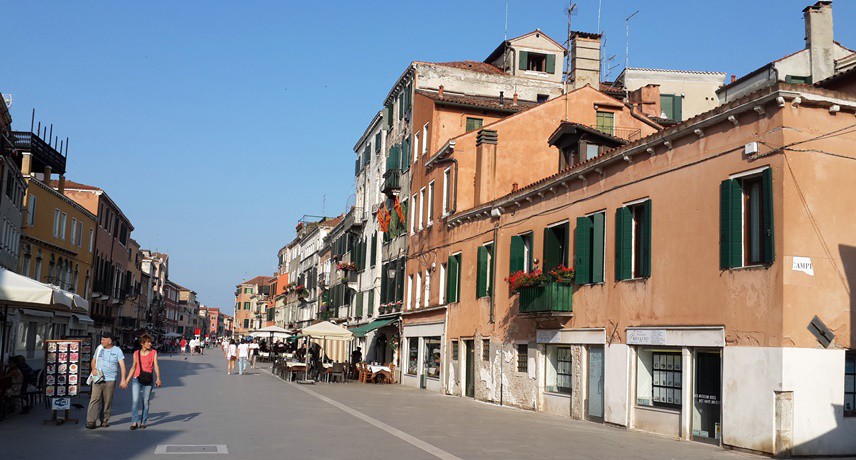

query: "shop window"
xmin=424 ymin=337 xmax=441 ymax=378
xmin=543 ymin=222 xmax=568 ymax=272
xmin=407 ymin=338 xmax=418 ymax=375
xmin=451 ymin=340 xmax=459 ymax=360
xmin=575 ymin=212 xmax=606 ymax=284
xmin=482 ymin=339 xmax=490 ymax=361
xmin=615 ymin=200 xmax=651 ymax=280
xmin=637 ymin=349 xmax=682 ymax=410
xmin=545 ymin=346 xmax=572 ymax=394
xmin=846 ymin=351 xmax=855 ymax=417
xmin=720 ymin=169 xmax=774 ymax=269
xmin=517 ymin=344 xmax=528 ymax=373
xmin=509 ymin=233 xmax=533 ymax=274
xmin=476 ymin=243 xmax=493 ymax=298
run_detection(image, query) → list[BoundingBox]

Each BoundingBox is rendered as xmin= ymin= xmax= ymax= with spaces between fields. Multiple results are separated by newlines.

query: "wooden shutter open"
xmin=447 ymin=255 xmax=459 ymax=303
xmin=762 ymin=169 xmax=775 ymax=264
xmin=591 ymin=212 xmax=605 ymax=283
xmin=518 ymin=51 xmax=529 ymax=70
xmin=545 ymin=54 xmax=556 ymax=74
xmin=615 ymin=207 xmax=633 ymax=280
xmin=476 ymin=245 xmax=488 ymax=298
xmin=640 ymin=200 xmax=652 ymax=277
xmin=574 ymin=217 xmax=592 ymax=284
xmin=510 ymin=235 xmax=524 ymax=273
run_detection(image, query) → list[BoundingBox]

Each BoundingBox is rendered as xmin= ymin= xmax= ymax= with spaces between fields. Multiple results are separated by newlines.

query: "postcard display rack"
xmin=43 ymin=339 xmax=83 ymax=425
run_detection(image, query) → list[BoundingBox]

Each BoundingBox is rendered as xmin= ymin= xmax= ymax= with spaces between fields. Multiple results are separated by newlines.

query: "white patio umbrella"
xmin=0 ymin=267 xmax=76 ymax=361
xmin=301 ymin=321 xmax=353 ymax=364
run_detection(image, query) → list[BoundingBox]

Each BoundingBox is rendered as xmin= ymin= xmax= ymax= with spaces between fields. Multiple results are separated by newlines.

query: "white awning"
xmin=301 ymin=321 xmax=354 ymax=340
xmin=0 ymin=268 xmax=75 ymax=312
xmin=20 ymin=308 xmax=54 ymax=318
xmin=72 ymin=314 xmax=94 ymax=324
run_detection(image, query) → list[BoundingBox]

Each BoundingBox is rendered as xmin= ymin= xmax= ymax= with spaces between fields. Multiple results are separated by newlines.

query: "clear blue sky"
xmin=3 ymin=1 xmax=854 ymax=314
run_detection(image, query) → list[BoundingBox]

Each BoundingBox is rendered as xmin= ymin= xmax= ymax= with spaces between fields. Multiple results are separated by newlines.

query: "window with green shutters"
xmin=384 ymin=104 xmax=393 ymax=129
xmin=402 ymin=137 xmax=411 ymax=170
xmin=519 ymin=51 xmax=552 ymax=73
xmin=375 ymin=133 xmax=382 ymax=153
xmin=660 ymin=94 xmax=683 ymax=121
xmin=720 ymin=169 xmax=774 ymax=269
xmin=595 ymin=111 xmax=615 ymax=136
xmin=387 ymin=144 xmax=401 ymax=170
xmin=574 ymin=213 xmax=605 ymax=284
xmin=465 ymin=117 xmax=483 ymax=132
xmin=356 ymin=291 xmax=364 ymax=318
xmin=368 ymin=289 xmax=374 ymax=316
xmin=543 ymin=222 xmax=569 ymax=272
xmin=615 ymin=200 xmax=651 ymax=281
xmin=510 ymin=233 xmax=533 ymax=274
xmin=476 ymin=243 xmax=493 ymax=298
xmin=446 ymin=253 xmax=462 ymax=303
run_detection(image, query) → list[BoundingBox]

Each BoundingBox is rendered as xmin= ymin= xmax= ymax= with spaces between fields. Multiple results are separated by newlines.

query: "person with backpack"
xmin=123 ymin=333 xmax=162 ymax=430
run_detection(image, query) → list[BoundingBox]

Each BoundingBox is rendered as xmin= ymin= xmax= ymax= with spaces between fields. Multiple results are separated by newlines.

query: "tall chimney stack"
xmin=570 ymin=31 xmax=602 ymax=90
xmin=804 ymin=1 xmax=834 ymax=82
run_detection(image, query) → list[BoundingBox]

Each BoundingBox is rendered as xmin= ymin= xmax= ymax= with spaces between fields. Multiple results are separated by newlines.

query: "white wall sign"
xmin=627 ymin=329 xmax=667 ymax=346
xmin=792 ymin=256 xmax=814 ymax=276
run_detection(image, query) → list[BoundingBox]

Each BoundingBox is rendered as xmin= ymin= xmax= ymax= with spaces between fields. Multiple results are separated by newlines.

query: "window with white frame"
xmin=76 ymin=222 xmax=83 ymax=247
xmin=442 ymin=168 xmax=451 ymax=216
xmin=60 ymin=212 xmax=67 ymax=240
xmin=406 ymin=275 xmax=413 ymax=310
xmin=27 ymin=195 xmax=36 ymax=226
xmin=414 ymin=132 xmax=420 ymax=162
xmin=636 ymin=348 xmax=682 ymax=410
xmin=88 ymin=229 xmax=94 ymax=252
xmin=70 ymin=218 xmax=77 ymax=245
xmin=422 ymin=123 xmax=429 ymax=155
xmin=427 ymin=181 xmax=435 ymax=226
xmin=438 ymin=263 xmax=446 ymax=305
xmin=545 ymin=345 xmax=572 ymax=394
xmin=418 ymin=187 xmax=425 ymax=230
xmin=424 ymin=269 xmax=430 ymax=308
xmin=52 ymin=209 xmax=60 ymax=237
xmin=410 ymin=193 xmax=417 ymax=234
xmin=415 ymin=272 xmax=422 ymax=309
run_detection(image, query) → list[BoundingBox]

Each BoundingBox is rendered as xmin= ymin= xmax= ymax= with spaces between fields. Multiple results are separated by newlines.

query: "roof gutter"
xmin=425 ymin=139 xmax=455 ymax=169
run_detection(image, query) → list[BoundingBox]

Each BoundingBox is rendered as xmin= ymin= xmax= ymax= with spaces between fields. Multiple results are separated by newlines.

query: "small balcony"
xmin=589 ymin=125 xmax=642 ymax=142
xmin=518 ymin=282 xmax=573 ymax=316
xmin=12 ymin=131 xmax=67 ymax=175
xmin=382 ymin=169 xmax=401 ymax=196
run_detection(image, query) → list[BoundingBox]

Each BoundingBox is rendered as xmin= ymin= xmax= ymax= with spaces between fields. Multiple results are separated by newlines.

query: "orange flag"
xmin=378 ymin=204 xmax=391 ymax=232
xmin=393 ymin=196 xmax=405 ymax=223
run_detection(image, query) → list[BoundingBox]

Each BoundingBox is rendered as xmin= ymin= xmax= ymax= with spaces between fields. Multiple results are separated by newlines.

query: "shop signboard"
xmin=627 ymin=329 xmax=667 ymax=346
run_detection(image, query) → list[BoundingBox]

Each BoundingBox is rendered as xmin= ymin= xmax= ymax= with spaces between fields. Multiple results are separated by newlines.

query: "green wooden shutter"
xmin=402 ymin=137 xmax=411 ymax=168
xmin=545 ymin=54 xmax=556 ymax=74
xmin=762 ymin=169 xmax=775 ymax=265
xmin=615 ymin=207 xmax=633 ymax=280
xmin=574 ymin=217 xmax=592 ymax=284
xmin=518 ymin=51 xmax=529 ymax=70
xmin=447 ymin=255 xmax=459 ymax=303
xmin=591 ymin=212 xmax=605 ymax=283
xmin=640 ymin=201 xmax=652 ymax=278
xmin=660 ymin=95 xmax=674 ymax=120
xmin=370 ymin=233 xmax=377 ymax=267
xmin=380 ymin=264 xmax=388 ymax=304
xmin=510 ymin=235 xmax=524 ymax=273
xmin=368 ymin=289 xmax=374 ymax=316
xmin=719 ymin=180 xmax=732 ymax=270
xmin=355 ymin=158 xmax=361 ymax=176
xmin=356 ymin=291 xmax=363 ymax=317
xmin=673 ymin=96 xmax=683 ymax=122
xmin=729 ymin=180 xmax=743 ymax=267
xmin=477 ymin=245 xmax=488 ymax=298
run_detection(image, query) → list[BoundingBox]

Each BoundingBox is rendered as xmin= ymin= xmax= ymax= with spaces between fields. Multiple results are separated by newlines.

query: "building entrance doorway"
xmin=464 ymin=339 xmax=475 ymax=397
xmin=587 ymin=346 xmax=604 ymax=422
xmin=692 ymin=350 xmax=722 ymax=444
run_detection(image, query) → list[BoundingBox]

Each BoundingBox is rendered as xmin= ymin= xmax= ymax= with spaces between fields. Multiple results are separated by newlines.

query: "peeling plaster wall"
xmin=416 ymin=64 xmax=563 ymax=103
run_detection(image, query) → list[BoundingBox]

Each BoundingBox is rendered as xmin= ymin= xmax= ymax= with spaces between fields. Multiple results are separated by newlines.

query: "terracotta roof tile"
xmin=432 ymin=61 xmax=506 ymax=75
xmin=50 ymin=179 xmax=101 ymax=191
xmin=416 ymin=89 xmax=539 ymax=113
xmin=240 ymin=275 xmax=275 ymax=286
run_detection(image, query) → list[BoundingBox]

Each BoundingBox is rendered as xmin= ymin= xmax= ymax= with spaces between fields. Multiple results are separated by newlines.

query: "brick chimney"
xmin=628 ymin=84 xmax=661 ymax=118
xmin=570 ymin=31 xmax=602 ymax=90
xmin=804 ymin=1 xmax=834 ymax=82
xmin=474 ymin=129 xmax=498 ymax=205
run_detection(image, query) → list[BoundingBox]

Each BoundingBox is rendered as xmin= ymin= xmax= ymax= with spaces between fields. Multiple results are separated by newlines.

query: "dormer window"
xmin=519 ymin=51 xmax=556 ymax=74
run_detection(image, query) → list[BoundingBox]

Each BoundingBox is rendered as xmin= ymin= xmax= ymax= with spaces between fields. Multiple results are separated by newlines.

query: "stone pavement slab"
xmin=0 ymin=351 xmax=766 ymax=459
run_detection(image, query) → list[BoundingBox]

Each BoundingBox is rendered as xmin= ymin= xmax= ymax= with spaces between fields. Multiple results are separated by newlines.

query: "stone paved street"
xmin=1 ymin=351 xmax=766 ymax=459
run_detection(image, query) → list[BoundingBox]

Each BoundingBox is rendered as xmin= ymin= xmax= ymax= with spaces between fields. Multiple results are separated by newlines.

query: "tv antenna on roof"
xmin=625 ymin=10 xmax=640 ymax=100
xmin=562 ymin=2 xmax=578 ymax=88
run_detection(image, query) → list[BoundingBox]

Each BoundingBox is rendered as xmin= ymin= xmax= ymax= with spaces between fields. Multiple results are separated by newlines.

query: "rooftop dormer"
xmin=484 ymin=29 xmax=567 ymax=83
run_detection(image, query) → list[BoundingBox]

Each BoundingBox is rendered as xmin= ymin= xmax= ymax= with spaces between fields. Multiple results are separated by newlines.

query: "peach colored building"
xmin=431 ymin=78 xmax=856 ymax=456
xmin=234 ymin=275 xmax=274 ymax=335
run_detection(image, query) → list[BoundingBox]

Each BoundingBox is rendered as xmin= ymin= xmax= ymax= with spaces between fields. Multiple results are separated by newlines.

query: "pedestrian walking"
xmin=237 ymin=339 xmax=250 ymax=375
xmin=86 ymin=332 xmax=128 ymax=429
xmin=179 ymin=338 xmax=187 ymax=355
xmin=249 ymin=340 xmax=259 ymax=369
xmin=226 ymin=339 xmax=237 ymax=374
xmin=123 ymin=334 xmax=162 ymax=430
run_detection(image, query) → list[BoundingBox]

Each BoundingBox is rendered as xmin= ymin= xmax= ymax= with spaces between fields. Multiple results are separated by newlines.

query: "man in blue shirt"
xmin=86 ymin=332 xmax=128 ymax=429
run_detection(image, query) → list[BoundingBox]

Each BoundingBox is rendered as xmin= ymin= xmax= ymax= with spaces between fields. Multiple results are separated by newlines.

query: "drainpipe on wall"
xmin=489 ymin=223 xmax=498 ymax=324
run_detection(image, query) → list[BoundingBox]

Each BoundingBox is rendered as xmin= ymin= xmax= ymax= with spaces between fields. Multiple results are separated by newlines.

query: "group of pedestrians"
xmin=222 ymin=338 xmax=260 ymax=375
xmin=85 ymin=332 xmax=162 ymax=431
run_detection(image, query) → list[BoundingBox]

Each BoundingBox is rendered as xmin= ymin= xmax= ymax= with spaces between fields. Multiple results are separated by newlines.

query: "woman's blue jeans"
xmin=130 ymin=378 xmax=154 ymax=424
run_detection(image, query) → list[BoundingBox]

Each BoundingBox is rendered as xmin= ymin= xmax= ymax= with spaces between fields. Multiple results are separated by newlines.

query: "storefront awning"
xmin=21 ymin=308 xmax=54 ymax=318
xmin=349 ymin=318 xmax=396 ymax=338
xmin=72 ymin=314 xmax=94 ymax=324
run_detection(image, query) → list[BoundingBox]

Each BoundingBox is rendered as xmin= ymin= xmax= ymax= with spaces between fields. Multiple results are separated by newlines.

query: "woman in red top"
xmin=179 ymin=338 xmax=187 ymax=354
xmin=124 ymin=334 xmax=162 ymax=429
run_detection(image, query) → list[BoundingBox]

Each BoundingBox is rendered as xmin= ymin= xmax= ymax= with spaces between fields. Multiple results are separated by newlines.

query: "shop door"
xmin=465 ymin=340 xmax=475 ymax=397
xmin=587 ymin=346 xmax=604 ymax=422
xmin=692 ymin=350 xmax=722 ymax=444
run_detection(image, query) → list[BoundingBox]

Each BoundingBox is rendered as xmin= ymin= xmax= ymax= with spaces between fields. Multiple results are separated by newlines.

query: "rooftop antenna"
xmin=322 ymin=194 xmax=327 ymax=214
xmin=597 ymin=0 xmax=603 ymax=33
xmin=624 ymin=10 xmax=639 ymax=101
xmin=563 ymin=2 xmax=577 ymax=89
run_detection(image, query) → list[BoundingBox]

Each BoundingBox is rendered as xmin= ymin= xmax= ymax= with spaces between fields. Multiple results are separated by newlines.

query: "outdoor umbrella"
xmin=300 ymin=321 xmax=353 ymax=364
xmin=0 ymin=267 xmax=76 ymax=362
